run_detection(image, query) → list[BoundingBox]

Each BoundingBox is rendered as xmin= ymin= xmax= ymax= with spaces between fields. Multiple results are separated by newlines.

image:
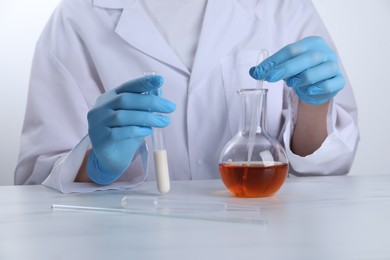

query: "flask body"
xmin=218 ymin=89 xmax=288 ymax=197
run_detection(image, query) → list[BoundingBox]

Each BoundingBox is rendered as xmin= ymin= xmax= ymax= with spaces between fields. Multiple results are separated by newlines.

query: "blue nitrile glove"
xmin=86 ymin=75 xmax=176 ymax=185
xmin=249 ymin=36 xmax=345 ymax=104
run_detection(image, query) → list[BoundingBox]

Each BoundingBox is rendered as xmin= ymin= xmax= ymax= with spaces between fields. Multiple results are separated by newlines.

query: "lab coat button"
xmin=197 ymin=158 xmax=203 ymax=166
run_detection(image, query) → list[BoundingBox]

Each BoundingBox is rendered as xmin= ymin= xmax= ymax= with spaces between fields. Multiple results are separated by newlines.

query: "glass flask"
xmin=218 ymin=88 xmax=288 ymax=198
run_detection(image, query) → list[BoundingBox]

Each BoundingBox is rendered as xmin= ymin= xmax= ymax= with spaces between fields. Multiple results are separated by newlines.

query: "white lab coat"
xmin=15 ymin=0 xmax=359 ymax=193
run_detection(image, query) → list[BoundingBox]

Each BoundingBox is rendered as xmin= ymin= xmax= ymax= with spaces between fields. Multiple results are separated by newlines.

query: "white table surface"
xmin=1 ymin=175 xmax=390 ymax=260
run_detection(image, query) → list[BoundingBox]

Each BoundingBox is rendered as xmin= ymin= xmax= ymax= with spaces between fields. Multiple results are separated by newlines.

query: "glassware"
xmin=218 ymin=88 xmax=288 ymax=198
xmin=144 ymin=71 xmax=170 ymax=194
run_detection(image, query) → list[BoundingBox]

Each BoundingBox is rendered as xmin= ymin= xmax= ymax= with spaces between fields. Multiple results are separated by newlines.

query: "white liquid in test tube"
xmin=153 ymin=128 xmax=170 ymax=193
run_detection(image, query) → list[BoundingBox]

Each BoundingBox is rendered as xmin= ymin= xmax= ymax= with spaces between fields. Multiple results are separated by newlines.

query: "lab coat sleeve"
xmin=278 ymin=0 xmax=360 ymax=176
xmin=14 ymin=5 xmax=148 ymax=192
xmin=44 ymin=135 xmax=148 ymax=193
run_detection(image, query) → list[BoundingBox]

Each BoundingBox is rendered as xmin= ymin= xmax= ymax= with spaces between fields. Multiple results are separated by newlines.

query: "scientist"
xmin=15 ymin=0 xmax=359 ymax=193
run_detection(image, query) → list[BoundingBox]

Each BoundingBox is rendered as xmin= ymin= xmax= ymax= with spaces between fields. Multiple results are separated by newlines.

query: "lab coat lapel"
xmin=190 ymin=0 xmax=255 ymax=89
xmin=94 ymin=0 xmax=190 ymax=75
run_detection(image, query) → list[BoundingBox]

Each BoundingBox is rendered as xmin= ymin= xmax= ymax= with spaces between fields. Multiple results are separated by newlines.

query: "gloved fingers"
xmin=107 ymin=93 xmax=176 ymax=113
xmin=249 ymin=36 xmax=330 ymax=80
xmin=115 ymin=75 xmax=164 ymax=94
xmin=264 ymin=50 xmax=336 ymax=82
xmin=103 ymin=110 xmax=171 ymax=128
xmin=293 ymin=74 xmax=345 ymax=105
xmin=89 ymin=125 xmax=150 ymax=147
xmin=109 ymin=126 xmax=152 ymax=141
xmin=285 ymin=60 xmax=340 ymax=88
xmin=249 ymin=56 xmax=279 ymax=80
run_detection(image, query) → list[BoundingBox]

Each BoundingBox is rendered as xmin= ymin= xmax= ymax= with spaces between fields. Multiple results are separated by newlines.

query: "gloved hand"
xmin=249 ymin=36 xmax=345 ymax=104
xmin=86 ymin=75 xmax=176 ymax=185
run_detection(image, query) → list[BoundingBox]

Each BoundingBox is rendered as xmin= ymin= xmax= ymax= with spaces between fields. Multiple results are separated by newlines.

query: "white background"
xmin=0 ymin=0 xmax=389 ymax=185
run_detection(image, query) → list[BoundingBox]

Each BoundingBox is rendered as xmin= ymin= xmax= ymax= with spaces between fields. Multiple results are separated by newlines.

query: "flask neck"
xmin=237 ymin=89 xmax=267 ymax=135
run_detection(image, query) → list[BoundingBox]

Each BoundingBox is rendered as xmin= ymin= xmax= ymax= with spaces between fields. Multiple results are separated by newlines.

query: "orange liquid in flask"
xmin=219 ymin=162 xmax=288 ymax=198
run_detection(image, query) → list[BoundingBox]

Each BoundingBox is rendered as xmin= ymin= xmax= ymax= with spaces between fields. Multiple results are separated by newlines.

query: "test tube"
xmin=144 ymin=72 xmax=170 ymax=193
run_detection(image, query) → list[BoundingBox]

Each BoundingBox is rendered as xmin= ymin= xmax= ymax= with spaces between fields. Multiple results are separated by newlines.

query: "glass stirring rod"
xmin=121 ymin=196 xmax=261 ymax=212
xmin=144 ymin=72 xmax=170 ymax=193
xmin=247 ymin=49 xmax=269 ymax=163
xmin=255 ymin=49 xmax=269 ymax=90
